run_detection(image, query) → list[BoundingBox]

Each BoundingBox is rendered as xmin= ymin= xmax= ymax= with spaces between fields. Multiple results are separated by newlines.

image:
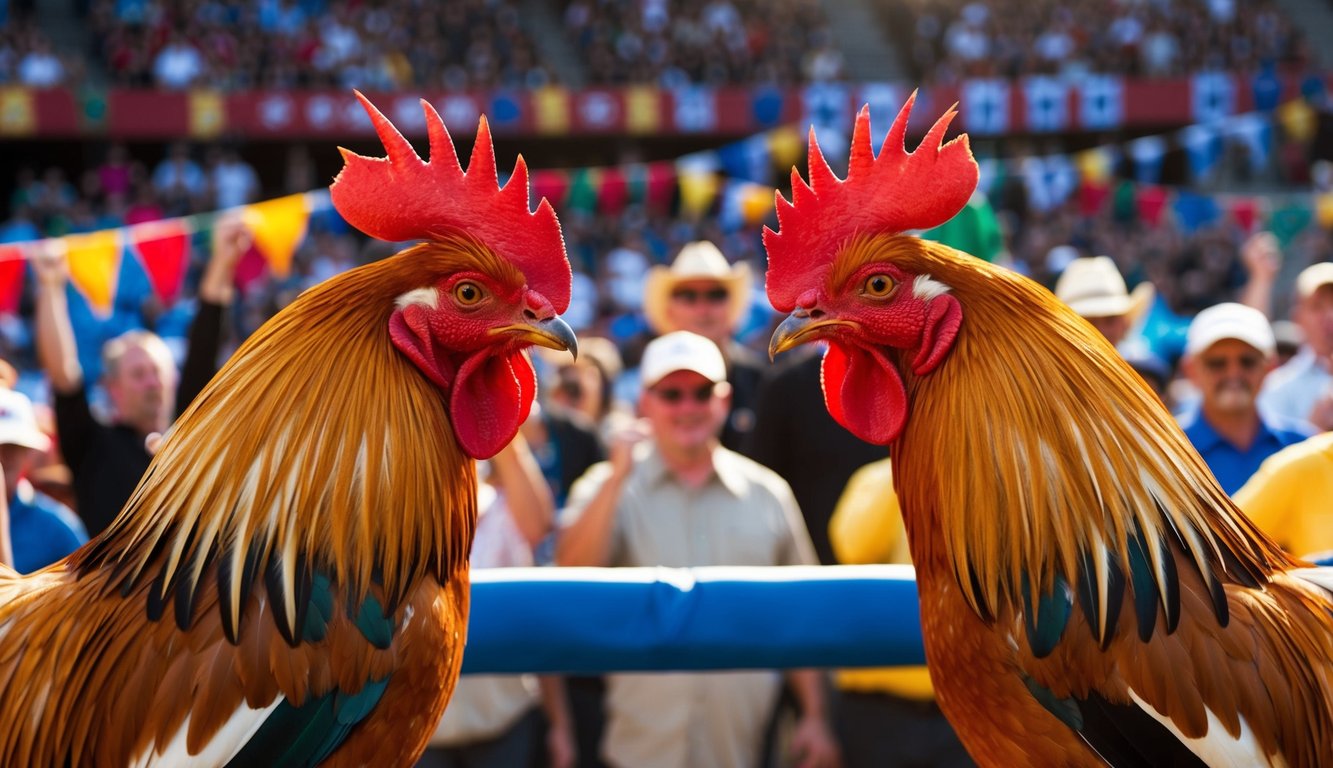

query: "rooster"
xmin=0 ymin=92 xmax=576 ymax=766
xmin=765 ymin=93 xmax=1333 ymax=766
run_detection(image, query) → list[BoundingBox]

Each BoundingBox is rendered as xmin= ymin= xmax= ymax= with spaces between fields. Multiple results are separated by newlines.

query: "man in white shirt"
xmin=1260 ymin=262 xmax=1333 ymax=430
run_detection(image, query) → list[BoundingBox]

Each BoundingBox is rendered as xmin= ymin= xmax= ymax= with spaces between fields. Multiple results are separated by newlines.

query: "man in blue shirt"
xmin=0 ymin=388 xmax=86 ymax=573
xmin=1178 ymin=303 xmax=1313 ymax=495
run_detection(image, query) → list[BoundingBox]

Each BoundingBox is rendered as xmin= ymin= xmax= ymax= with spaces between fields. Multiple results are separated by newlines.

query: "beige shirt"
xmin=561 ymin=444 xmax=818 ymax=768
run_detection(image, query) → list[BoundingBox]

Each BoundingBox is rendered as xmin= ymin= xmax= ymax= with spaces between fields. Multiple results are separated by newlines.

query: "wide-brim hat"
xmin=643 ymin=241 xmax=753 ymax=335
xmin=1055 ymin=255 xmax=1154 ymax=324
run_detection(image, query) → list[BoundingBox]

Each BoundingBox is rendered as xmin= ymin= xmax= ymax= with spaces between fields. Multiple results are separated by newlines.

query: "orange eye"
xmin=863 ymin=274 xmax=895 ymax=298
xmin=453 ymin=281 xmax=484 ymax=306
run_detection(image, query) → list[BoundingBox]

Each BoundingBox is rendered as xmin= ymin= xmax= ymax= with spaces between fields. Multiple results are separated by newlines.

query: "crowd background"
xmin=3 ymin=0 xmax=1333 ymax=766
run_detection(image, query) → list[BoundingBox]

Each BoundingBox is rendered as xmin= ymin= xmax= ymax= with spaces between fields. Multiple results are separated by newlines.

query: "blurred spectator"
xmin=1233 ymin=430 xmax=1333 ymax=558
xmin=421 ymin=434 xmax=576 ymax=768
xmin=31 ymin=216 xmax=248 ymax=534
xmin=1178 ymin=303 xmax=1311 ymax=495
xmin=642 ymin=241 xmax=765 ymax=452
xmin=0 ymin=387 xmax=86 ymax=574
xmin=1053 ymin=255 xmax=1153 ymax=350
xmin=555 ymin=331 xmax=838 ymax=768
xmin=206 ymin=146 xmax=261 ymax=210
xmin=151 ymin=142 xmax=207 ymax=216
xmin=152 ymin=27 xmax=206 ymax=89
xmin=17 ymin=35 xmax=66 ymax=88
xmin=828 ymin=458 xmax=973 ymax=768
xmin=1260 ymin=262 xmax=1333 ymax=431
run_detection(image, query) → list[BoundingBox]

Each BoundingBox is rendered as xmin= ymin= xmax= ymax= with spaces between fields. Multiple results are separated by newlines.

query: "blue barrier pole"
xmin=460 ymin=565 xmax=926 ymax=674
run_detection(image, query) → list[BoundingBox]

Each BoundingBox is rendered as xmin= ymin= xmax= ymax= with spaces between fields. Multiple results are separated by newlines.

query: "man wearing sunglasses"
xmin=642 ymin=241 xmax=766 ymax=454
xmin=1178 ymin=302 xmax=1312 ymax=495
xmin=555 ymin=331 xmax=840 ymax=768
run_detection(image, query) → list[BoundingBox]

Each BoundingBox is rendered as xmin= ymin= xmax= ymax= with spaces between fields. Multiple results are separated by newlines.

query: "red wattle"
xmin=450 ymin=349 xmax=536 ymax=459
xmin=822 ymin=342 xmax=907 ymax=445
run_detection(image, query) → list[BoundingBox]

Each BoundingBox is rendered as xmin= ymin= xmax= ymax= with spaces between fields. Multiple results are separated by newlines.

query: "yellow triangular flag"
xmin=678 ymin=172 xmax=719 ymax=218
xmin=740 ymin=183 xmax=775 ymax=225
xmin=243 ymin=194 xmax=309 ymax=278
xmin=1075 ymin=148 xmax=1112 ymax=185
xmin=1316 ymin=193 xmax=1333 ymax=230
xmin=767 ymin=126 xmax=803 ymax=171
xmin=65 ymin=230 xmax=122 ymax=317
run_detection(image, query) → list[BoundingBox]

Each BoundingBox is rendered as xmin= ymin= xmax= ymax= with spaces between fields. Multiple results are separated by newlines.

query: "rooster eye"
xmin=863 ymin=274 xmax=896 ymax=298
xmin=453 ymin=281 xmax=484 ymax=306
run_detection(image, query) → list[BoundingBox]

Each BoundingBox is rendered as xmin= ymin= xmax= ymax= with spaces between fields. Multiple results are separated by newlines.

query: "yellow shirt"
xmin=1233 ymin=432 xmax=1333 ymax=559
xmin=827 ymin=458 xmax=935 ymax=701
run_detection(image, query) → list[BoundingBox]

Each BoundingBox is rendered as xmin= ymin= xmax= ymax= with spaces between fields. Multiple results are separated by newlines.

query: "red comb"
xmin=763 ymin=92 xmax=978 ymax=312
xmin=331 ymin=91 xmax=571 ymax=312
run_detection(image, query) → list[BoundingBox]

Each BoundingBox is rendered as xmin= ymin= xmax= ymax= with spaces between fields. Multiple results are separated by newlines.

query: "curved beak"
xmin=496 ymin=315 xmax=579 ymax=359
xmin=769 ymin=313 xmax=850 ymax=361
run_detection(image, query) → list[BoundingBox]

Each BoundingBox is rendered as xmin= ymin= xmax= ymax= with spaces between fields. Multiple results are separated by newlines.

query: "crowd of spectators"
xmin=0 ymin=19 xmax=83 ymax=88
xmin=889 ymin=0 xmax=1307 ymax=84
xmin=562 ymin=0 xmax=841 ymax=85
xmin=87 ymin=0 xmax=551 ymax=91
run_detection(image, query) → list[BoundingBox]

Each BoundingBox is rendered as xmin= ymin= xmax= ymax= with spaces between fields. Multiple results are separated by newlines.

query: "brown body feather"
xmin=0 ymin=242 xmax=482 ymax=766
xmin=875 ymin=236 xmax=1333 ymax=765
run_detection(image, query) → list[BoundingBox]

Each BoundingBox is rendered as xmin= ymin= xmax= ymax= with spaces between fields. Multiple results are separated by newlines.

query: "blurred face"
xmin=665 ymin=280 xmax=734 ymax=345
xmin=106 ymin=344 xmax=177 ymax=434
xmin=1296 ymin=284 xmax=1333 ymax=358
xmin=1084 ymin=313 xmax=1129 ymax=347
xmin=640 ymin=370 xmax=729 ymax=455
xmin=1185 ymin=338 xmax=1273 ymax=418
xmin=0 ymin=443 xmax=33 ymax=499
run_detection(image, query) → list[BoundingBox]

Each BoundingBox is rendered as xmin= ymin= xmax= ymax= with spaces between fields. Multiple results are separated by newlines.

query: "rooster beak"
xmin=497 ymin=315 xmax=579 ymax=359
xmin=770 ymin=312 xmax=819 ymax=360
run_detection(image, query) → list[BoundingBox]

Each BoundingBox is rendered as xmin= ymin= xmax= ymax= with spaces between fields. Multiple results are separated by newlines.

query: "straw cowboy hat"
xmin=643 ymin=241 xmax=753 ymax=334
xmin=1054 ymin=255 xmax=1154 ymax=323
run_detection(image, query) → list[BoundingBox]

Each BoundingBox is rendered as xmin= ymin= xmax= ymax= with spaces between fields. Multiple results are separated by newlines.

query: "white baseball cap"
xmin=640 ymin=331 xmax=727 ymax=388
xmin=0 ymin=389 xmax=50 ymax=452
xmin=1296 ymin=262 xmax=1333 ymax=300
xmin=1185 ymin=302 xmax=1275 ymax=357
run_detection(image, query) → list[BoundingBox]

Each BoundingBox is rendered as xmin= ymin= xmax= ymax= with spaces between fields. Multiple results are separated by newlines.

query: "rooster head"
xmin=765 ymin=93 xmax=978 ymax=445
xmin=332 ymin=92 xmax=576 ymax=459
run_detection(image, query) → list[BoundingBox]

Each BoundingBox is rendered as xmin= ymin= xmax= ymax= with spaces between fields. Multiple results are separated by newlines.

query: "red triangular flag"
xmin=1229 ymin=197 xmax=1259 ymax=233
xmin=645 ymin=162 xmax=676 ymax=214
xmin=131 ymin=220 xmax=190 ymax=307
xmin=1136 ymin=185 xmax=1170 ymax=228
xmin=598 ymin=167 xmax=628 ymax=217
xmin=1078 ymin=181 xmax=1111 ymax=217
xmin=0 ymin=245 xmax=25 ymax=314
xmin=531 ymin=170 xmax=570 ymax=210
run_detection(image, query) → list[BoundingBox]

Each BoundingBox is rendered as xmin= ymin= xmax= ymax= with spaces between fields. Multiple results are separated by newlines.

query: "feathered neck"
xmin=74 ymin=251 xmax=474 ymax=638
xmin=889 ymin=248 xmax=1295 ymax=621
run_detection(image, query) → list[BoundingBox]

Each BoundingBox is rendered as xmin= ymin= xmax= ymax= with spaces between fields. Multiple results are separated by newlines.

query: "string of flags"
xmin=0 ymin=95 xmax=1330 ymax=318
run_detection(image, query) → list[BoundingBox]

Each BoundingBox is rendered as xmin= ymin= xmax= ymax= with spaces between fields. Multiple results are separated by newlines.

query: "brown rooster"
xmin=766 ymin=93 xmax=1333 ymax=766
xmin=0 ymin=92 xmax=576 ymax=766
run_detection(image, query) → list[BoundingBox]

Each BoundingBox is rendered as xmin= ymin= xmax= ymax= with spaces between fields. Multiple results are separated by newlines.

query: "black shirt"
xmin=54 ymin=299 xmax=225 ymax=536
xmin=746 ymin=349 xmax=886 ymax=565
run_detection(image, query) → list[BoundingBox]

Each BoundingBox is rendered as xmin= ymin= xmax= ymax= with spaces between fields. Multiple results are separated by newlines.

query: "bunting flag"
xmin=1179 ymin=124 xmax=1222 ymax=181
xmin=858 ymin=82 xmax=907 ymax=136
xmin=130 ymin=219 xmax=190 ymax=306
xmin=1317 ymin=193 xmax=1333 ymax=230
xmin=0 ymin=246 xmax=24 ymax=314
xmin=1079 ymin=180 xmax=1112 ymax=217
xmin=961 ymin=79 xmax=1010 ymax=136
xmin=1137 ymin=185 xmax=1170 ymax=227
xmin=65 ymin=230 xmax=122 ymax=317
xmin=533 ymin=86 xmax=570 ymax=134
xmin=0 ymin=87 xmax=35 ymax=136
xmin=532 ymin=169 xmax=570 ymax=209
xmin=189 ymin=90 xmax=226 ymax=138
xmin=1192 ymin=71 xmax=1236 ymax=123
xmin=1128 ymin=136 xmax=1167 ymax=183
xmin=625 ymin=86 xmax=662 ymax=134
xmin=242 ymin=193 xmax=309 ymax=278
xmin=597 ymin=167 xmax=628 ymax=217
xmin=565 ymin=168 xmax=600 ymax=214
xmin=1024 ymin=76 xmax=1069 ymax=133
xmin=678 ymin=172 xmax=719 ymax=218
xmin=1227 ymin=197 xmax=1260 ymax=233
xmin=1277 ymin=98 xmax=1317 ymax=142
xmin=1079 ymin=75 xmax=1125 ymax=130
xmin=767 ymin=126 xmax=803 ymax=172
xmin=644 ymin=162 xmax=676 ymax=213
xmin=1075 ymin=147 xmax=1116 ymax=185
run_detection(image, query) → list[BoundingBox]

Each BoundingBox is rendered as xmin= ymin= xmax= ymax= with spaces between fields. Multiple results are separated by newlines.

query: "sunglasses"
xmin=651 ymin=383 xmax=717 ymax=404
xmin=1201 ymin=354 xmax=1264 ymax=373
xmin=671 ymin=287 xmax=730 ymax=305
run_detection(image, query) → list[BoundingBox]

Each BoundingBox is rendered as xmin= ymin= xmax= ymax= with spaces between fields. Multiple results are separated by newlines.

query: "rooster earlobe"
xmin=912 ymin=294 xmax=962 ymax=376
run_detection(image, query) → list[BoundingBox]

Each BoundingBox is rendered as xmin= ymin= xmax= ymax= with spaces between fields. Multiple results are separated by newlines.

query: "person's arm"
xmin=554 ymin=421 xmax=647 ymax=567
xmin=176 ymin=215 xmax=249 ymax=416
xmin=489 ymin=432 xmax=554 ymax=548
xmin=0 ymin=477 xmax=11 ymax=570
xmin=784 ymin=669 xmax=842 ymax=768
xmin=1237 ymin=231 xmax=1280 ymax=319
xmin=537 ymin=676 xmax=576 ymax=768
xmin=32 ymin=240 xmax=83 ymax=395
